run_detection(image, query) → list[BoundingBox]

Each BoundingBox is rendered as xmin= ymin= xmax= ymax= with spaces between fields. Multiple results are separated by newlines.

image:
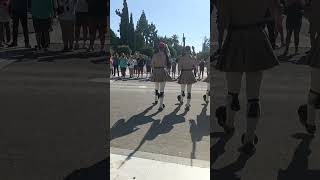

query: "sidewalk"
xmin=111 ymin=152 xmax=210 ymax=180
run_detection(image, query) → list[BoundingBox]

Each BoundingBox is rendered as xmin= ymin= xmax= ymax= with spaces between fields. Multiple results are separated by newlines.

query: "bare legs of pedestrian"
xmin=75 ymin=24 xmax=88 ymax=49
xmin=99 ymin=26 xmax=106 ymax=53
xmin=60 ymin=20 xmax=75 ymax=51
xmin=284 ymin=29 xmax=293 ymax=56
xmin=284 ymin=28 xmax=300 ymax=55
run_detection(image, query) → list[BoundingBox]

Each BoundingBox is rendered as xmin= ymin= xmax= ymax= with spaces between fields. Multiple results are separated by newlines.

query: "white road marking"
xmin=110 ymin=147 xmax=209 ymax=180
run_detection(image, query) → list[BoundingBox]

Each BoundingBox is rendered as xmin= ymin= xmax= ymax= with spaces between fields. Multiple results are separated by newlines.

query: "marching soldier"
xmin=150 ymin=42 xmax=172 ymax=111
xmin=298 ymin=0 xmax=320 ymax=135
xmin=215 ymin=0 xmax=280 ymax=154
xmin=177 ymin=46 xmax=197 ymax=111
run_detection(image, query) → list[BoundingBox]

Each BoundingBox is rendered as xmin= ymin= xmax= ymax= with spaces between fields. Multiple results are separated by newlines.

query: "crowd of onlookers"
xmin=109 ymin=52 xmax=209 ymax=81
xmin=0 ymin=0 xmax=108 ymax=53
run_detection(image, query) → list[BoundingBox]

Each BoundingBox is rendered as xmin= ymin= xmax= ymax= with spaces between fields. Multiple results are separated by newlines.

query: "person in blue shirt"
xmin=119 ymin=53 xmax=128 ymax=79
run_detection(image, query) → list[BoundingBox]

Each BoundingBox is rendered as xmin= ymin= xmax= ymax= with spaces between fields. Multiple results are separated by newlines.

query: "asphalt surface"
xmin=210 ymin=47 xmax=320 ymax=180
xmin=110 ymin=77 xmax=211 ymax=164
xmin=0 ymin=46 xmax=107 ymax=180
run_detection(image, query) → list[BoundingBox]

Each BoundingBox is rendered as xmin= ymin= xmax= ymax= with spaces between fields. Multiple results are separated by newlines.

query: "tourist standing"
xmin=113 ymin=53 xmax=119 ymax=77
xmin=31 ymin=0 xmax=55 ymax=51
xmin=146 ymin=57 xmax=152 ymax=79
xmin=171 ymin=58 xmax=177 ymax=79
xmin=57 ymin=0 xmax=77 ymax=51
xmin=137 ymin=56 xmax=145 ymax=78
xmin=199 ymin=59 xmax=205 ymax=79
xmin=128 ymin=55 xmax=135 ymax=78
xmin=119 ymin=53 xmax=128 ymax=79
xmin=0 ymin=0 xmax=10 ymax=47
xmin=9 ymin=0 xmax=31 ymax=48
xmin=87 ymin=0 xmax=107 ymax=53
xmin=283 ymin=0 xmax=305 ymax=55
xmin=74 ymin=0 xmax=89 ymax=49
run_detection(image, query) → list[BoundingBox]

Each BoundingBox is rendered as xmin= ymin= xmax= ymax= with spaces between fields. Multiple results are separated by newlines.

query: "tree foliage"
xmin=116 ymin=0 xmax=130 ymax=45
xmin=112 ymin=2 xmax=207 ymax=59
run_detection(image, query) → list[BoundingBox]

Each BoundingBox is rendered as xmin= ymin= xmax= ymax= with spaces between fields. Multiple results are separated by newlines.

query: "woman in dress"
xmin=177 ymin=46 xmax=197 ymax=111
xmin=150 ymin=42 xmax=172 ymax=111
xmin=297 ymin=0 xmax=320 ymax=135
xmin=215 ymin=0 xmax=280 ymax=154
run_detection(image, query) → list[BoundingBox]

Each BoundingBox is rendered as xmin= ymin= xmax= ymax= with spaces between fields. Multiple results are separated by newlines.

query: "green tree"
xmin=136 ymin=11 xmax=149 ymax=46
xmin=146 ymin=23 xmax=158 ymax=47
xmin=128 ymin=13 xmax=135 ymax=51
xmin=116 ymin=0 xmax=130 ymax=45
xmin=140 ymin=47 xmax=154 ymax=57
xmin=202 ymin=36 xmax=210 ymax=53
xmin=135 ymin=31 xmax=145 ymax=51
xmin=110 ymin=29 xmax=120 ymax=48
xmin=117 ymin=45 xmax=132 ymax=55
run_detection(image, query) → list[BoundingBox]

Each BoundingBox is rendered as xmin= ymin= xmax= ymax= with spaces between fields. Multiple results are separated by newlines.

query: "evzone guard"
xmin=215 ymin=0 xmax=280 ymax=154
xmin=151 ymin=42 xmax=172 ymax=111
xmin=298 ymin=0 xmax=320 ymax=135
xmin=177 ymin=46 xmax=197 ymax=111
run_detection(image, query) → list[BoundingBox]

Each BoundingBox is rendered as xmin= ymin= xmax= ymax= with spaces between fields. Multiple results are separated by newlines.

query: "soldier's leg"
xmin=178 ymin=84 xmax=186 ymax=103
xmin=244 ymin=71 xmax=263 ymax=143
xmin=159 ymin=82 xmax=166 ymax=109
xmin=154 ymin=82 xmax=160 ymax=103
xmin=307 ymin=68 xmax=320 ymax=126
xmin=225 ymin=72 xmax=243 ymax=128
xmin=186 ymin=84 xmax=192 ymax=108
xmin=206 ymin=82 xmax=210 ymax=101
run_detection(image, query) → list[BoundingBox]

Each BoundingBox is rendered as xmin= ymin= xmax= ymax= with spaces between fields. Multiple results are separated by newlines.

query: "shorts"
xmin=33 ymin=17 xmax=52 ymax=33
xmin=76 ymin=12 xmax=89 ymax=26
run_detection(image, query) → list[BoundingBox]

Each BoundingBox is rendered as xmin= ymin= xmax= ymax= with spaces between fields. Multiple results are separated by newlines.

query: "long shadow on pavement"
xmin=117 ymin=104 xmax=187 ymax=168
xmin=210 ymin=132 xmax=233 ymax=165
xmin=189 ymin=104 xmax=210 ymax=165
xmin=211 ymin=152 xmax=254 ymax=180
xmin=110 ymin=104 xmax=157 ymax=141
xmin=63 ymin=158 xmax=107 ymax=180
xmin=278 ymin=133 xmax=320 ymax=180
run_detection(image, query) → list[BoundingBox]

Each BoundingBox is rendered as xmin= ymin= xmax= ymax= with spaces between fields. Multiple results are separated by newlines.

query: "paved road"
xmin=210 ymin=48 xmax=320 ymax=180
xmin=0 ymin=46 xmax=107 ymax=180
xmin=110 ymin=78 xmax=211 ymax=167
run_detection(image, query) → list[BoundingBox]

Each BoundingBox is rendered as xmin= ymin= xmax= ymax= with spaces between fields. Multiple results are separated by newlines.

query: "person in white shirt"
xmin=57 ymin=0 xmax=77 ymax=51
xmin=128 ymin=56 xmax=135 ymax=78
